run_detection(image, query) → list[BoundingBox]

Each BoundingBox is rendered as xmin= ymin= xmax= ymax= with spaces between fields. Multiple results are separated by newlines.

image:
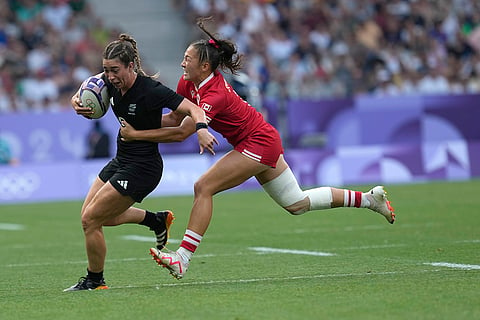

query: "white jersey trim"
xmin=196 ymin=72 xmax=215 ymax=90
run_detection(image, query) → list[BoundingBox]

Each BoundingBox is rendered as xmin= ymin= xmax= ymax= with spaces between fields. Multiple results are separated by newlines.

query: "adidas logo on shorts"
xmin=117 ymin=180 xmax=128 ymax=189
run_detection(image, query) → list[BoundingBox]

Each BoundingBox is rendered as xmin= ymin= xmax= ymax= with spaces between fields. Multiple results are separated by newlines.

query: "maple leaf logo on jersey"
xmin=201 ymin=102 xmax=212 ymax=112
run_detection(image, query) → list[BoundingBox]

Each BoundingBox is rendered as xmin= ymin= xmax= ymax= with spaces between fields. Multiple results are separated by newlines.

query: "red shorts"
xmin=233 ymin=124 xmax=284 ymax=168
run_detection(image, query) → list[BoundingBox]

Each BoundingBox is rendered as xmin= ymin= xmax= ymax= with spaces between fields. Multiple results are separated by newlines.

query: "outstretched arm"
xmin=120 ymin=116 xmax=195 ymax=143
xmin=120 ymin=98 xmax=219 ymax=154
xmin=161 ymin=109 xmax=186 ymax=127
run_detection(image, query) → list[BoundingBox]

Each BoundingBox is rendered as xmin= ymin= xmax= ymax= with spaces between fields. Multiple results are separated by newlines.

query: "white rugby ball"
xmin=79 ymin=76 xmax=110 ymax=119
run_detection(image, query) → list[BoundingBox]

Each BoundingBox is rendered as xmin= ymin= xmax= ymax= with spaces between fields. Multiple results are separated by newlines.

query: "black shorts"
xmin=98 ymin=157 xmax=163 ymax=202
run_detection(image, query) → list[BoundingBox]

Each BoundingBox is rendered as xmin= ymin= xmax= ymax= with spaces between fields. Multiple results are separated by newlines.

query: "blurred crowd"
xmin=0 ymin=0 xmax=119 ymax=113
xmin=1 ymin=0 xmax=480 ymax=115
xmin=174 ymin=0 xmax=480 ymax=100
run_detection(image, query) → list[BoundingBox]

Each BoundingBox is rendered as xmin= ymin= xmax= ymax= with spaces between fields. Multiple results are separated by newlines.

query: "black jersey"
xmin=105 ymin=75 xmax=184 ymax=162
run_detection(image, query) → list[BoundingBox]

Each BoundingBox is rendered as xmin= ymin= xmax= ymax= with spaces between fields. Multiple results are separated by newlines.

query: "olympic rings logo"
xmin=84 ymin=98 xmax=96 ymax=109
xmin=0 ymin=172 xmax=40 ymax=200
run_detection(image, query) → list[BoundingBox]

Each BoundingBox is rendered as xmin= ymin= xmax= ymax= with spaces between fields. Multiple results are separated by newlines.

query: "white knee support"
xmin=261 ymin=168 xmax=333 ymax=213
xmin=261 ymin=168 xmax=306 ymax=207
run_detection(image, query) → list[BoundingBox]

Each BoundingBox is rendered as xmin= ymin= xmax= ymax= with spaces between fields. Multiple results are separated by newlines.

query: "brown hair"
xmin=103 ymin=33 xmax=147 ymax=76
xmin=192 ymin=17 xmax=243 ymax=75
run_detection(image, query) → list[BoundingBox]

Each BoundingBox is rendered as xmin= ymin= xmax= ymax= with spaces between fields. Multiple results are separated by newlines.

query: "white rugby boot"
xmin=150 ymin=248 xmax=189 ymax=279
xmin=365 ymin=186 xmax=395 ymax=224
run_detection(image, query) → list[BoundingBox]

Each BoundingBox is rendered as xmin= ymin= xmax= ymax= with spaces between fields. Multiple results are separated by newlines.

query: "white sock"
xmin=177 ymin=229 xmax=203 ymax=262
xmin=343 ymin=190 xmax=370 ymax=208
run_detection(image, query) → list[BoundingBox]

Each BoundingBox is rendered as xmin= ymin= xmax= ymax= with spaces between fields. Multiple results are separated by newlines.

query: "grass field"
xmin=1 ymin=180 xmax=479 ymax=320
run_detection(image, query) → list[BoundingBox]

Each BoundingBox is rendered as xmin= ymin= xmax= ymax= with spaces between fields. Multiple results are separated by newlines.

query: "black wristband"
xmin=196 ymin=122 xmax=208 ymax=131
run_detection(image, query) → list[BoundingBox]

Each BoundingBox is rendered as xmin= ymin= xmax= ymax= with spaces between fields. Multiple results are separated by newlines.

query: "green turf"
xmin=1 ymin=180 xmax=479 ymax=319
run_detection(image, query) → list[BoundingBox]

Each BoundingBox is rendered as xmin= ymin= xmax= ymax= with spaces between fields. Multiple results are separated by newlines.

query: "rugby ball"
xmin=79 ymin=76 xmax=110 ymax=119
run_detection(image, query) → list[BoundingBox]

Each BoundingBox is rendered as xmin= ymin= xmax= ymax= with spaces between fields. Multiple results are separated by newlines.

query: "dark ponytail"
xmin=192 ymin=17 xmax=243 ymax=74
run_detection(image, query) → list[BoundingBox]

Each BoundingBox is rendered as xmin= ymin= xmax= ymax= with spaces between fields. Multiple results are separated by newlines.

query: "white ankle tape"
xmin=261 ymin=168 xmax=306 ymax=207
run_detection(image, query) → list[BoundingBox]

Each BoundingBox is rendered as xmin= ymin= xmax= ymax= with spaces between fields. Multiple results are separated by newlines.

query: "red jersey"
xmin=176 ymin=71 xmax=269 ymax=146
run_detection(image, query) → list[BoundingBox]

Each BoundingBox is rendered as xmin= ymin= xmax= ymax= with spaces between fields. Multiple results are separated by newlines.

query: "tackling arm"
xmin=120 ymin=116 xmax=195 ymax=143
xmin=121 ymin=98 xmax=218 ymax=154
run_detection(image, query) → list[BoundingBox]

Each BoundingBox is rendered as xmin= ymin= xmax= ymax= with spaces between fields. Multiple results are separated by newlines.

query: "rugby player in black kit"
xmin=64 ymin=33 xmax=217 ymax=291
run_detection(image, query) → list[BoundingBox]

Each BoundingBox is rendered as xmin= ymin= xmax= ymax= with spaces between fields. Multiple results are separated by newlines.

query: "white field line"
xmin=121 ymin=235 xmax=180 ymax=244
xmin=424 ymin=262 xmax=480 ymax=270
xmin=0 ymin=223 xmax=25 ymax=231
xmin=249 ymin=247 xmax=336 ymax=256
xmin=4 ymin=254 xmax=216 ymax=268
xmin=110 ymin=269 xmax=447 ymax=290
xmin=5 ymin=240 xmax=479 ymax=271
xmin=338 ymin=244 xmax=406 ymax=250
xmin=454 ymin=240 xmax=480 ymax=243
xmin=2 ymin=246 xmax=336 ymax=268
xmin=292 ymin=223 xmax=440 ymax=234
xmin=121 ymin=236 xmax=405 ymax=251
xmin=8 ymin=253 xmax=480 ymax=271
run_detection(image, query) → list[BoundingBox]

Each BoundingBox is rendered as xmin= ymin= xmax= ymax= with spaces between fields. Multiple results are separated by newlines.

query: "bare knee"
xmin=193 ymin=179 xmax=204 ymax=197
xmin=81 ymin=207 xmax=101 ymax=234
xmin=193 ymin=178 xmax=215 ymax=198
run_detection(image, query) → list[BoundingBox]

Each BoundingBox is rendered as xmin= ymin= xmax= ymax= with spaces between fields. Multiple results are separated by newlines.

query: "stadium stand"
xmin=173 ymin=0 xmax=480 ymax=103
xmin=2 ymin=0 xmax=479 ymax=115
xmin=0 ymin=0 xmax=188 ymax=114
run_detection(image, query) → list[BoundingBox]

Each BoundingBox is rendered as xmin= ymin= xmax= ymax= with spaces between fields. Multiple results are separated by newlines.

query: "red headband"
xmin=208 ymin=39 xmax=220 ymax=49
